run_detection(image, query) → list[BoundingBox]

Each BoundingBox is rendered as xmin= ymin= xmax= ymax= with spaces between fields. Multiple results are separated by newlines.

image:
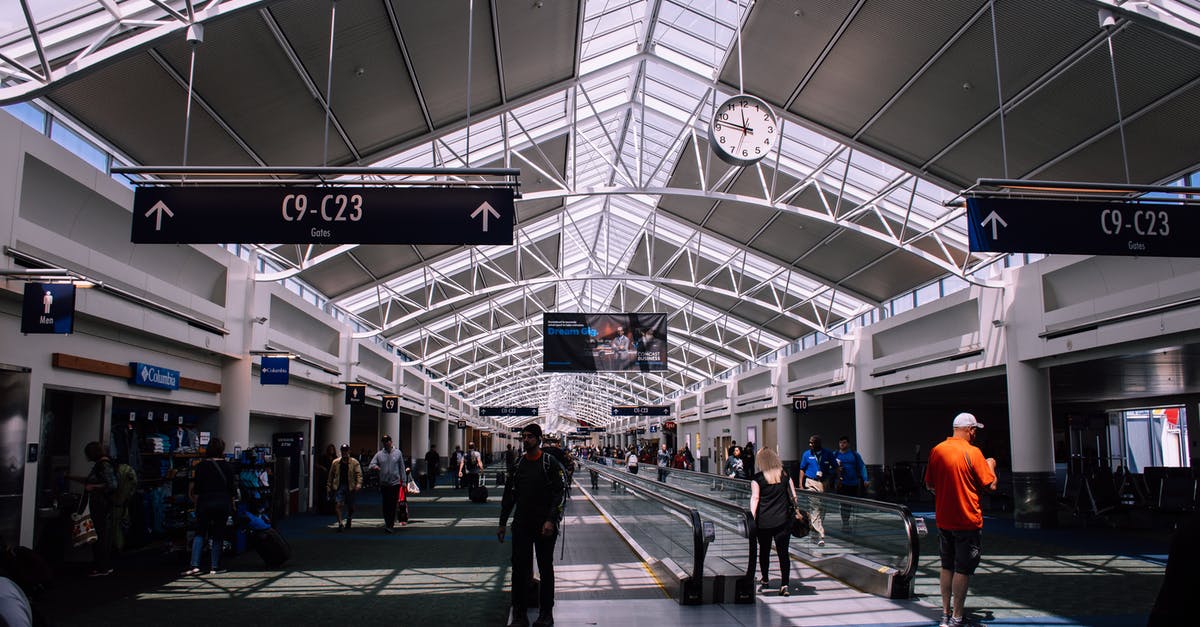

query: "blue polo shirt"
xmin=799 ymin=448 xmax=835 ymax=480
xmin=835 ymin=450 xmax=867 ymax=486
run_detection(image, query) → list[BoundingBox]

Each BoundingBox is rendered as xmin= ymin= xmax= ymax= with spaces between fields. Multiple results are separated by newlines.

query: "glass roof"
xmin=20 ymin=0 xmax=1199 ymax=424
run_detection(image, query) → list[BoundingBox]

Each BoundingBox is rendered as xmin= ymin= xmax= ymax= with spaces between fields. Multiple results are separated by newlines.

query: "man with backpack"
xmin=459 ymin=442 xmax=483 ymax=490
xmin=497 ymin=423 xmax=566 ymax=627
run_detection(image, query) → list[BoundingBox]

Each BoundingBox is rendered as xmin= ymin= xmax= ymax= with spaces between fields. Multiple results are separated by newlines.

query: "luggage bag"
xmin=469 ymin=485 xmax=489 ymax=503
xmin=254 ymin=528 xmax=292 ymax=568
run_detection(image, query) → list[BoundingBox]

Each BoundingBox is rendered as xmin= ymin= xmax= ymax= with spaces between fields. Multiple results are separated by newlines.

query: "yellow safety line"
xmin=577 ymin=482 xmax=672 ymax=599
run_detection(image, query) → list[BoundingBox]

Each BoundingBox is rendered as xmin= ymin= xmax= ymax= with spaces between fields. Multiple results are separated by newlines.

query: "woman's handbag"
xmin=72 ymin=495 xmax=99 ymax=547
xmin=405 ymin=477 xmax=421 ymax=495
xmin=785 ymin=473 xmax=811 ymax=539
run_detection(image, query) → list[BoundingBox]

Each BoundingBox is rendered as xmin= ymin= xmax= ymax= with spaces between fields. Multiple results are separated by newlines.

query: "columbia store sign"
xmin=130 ymin=362 xmax=180 ymax=390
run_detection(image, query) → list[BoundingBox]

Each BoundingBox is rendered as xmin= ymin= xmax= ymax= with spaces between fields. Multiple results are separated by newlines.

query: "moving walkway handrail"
xmin=583 ymin=461 xmax=709 ymax=583
xmin=601 ymin=458 xmax=921 ymax=590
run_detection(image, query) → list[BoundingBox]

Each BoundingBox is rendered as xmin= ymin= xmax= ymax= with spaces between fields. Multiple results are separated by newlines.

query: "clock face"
xmin=708 ymin=95 xmax=779 ymax=166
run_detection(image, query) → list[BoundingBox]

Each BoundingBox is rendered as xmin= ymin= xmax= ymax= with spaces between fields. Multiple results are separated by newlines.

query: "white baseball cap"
xmin=952 ymin=412 xmax=984 ymax=429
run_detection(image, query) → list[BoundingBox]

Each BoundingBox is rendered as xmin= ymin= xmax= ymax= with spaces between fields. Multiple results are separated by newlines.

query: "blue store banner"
xmin=260 ymin=356 xmax=290 ymax=385
xmin=21 ymin=283 xmax=76 ymax=334
xmin=130 ymin=362 xmax=180 ymax=390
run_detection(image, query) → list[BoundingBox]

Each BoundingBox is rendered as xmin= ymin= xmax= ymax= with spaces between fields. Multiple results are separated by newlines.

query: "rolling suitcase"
xmin=495 ymin=471 xmax=506 ymax=487
xmin=254 ymin=528 xmax=292 ymax=568
xmin=469 ymin=485 xmax=489 ymax=503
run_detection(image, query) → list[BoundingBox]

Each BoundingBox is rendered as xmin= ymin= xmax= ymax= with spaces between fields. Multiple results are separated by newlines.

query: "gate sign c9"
xmin=132 ymin=186 xmax=515 ymax=245
xmin=966 ymin=197 xmax=1197 ymax=257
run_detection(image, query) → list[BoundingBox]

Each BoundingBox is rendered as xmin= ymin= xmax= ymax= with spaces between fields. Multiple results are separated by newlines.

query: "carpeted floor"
xmin=37 ymin=482 xmax=514 ymax=627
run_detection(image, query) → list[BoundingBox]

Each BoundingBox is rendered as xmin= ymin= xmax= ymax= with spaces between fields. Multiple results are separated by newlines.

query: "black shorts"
xmin=938 ymin=528 xmax=982 ymax=575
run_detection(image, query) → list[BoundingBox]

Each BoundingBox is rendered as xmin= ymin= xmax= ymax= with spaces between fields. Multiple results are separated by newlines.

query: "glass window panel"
xmin=914 ymin=282 xmax=940 ymax=307
xmin=891 ymin=293 xmax=914 ymax=316
xmin=49 ymin=120 xmax=107 ymax=171
xmin=941 ymin=275 xmax=968 ymax=296
xmin=4 ymin=102 xmax=45 ymax=132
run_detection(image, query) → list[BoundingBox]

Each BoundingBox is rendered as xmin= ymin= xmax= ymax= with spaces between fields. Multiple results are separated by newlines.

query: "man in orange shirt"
xmin=924 ymin=413 xmax=997 ymax=627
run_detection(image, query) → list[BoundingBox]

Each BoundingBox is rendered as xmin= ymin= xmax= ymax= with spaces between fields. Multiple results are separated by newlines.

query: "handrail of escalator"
xmin=584 ymin=460 xmax=756 ymax=583
xmin=582 ymin=461 xmax=708 ymax=584
xmin=595 ymin=456 xmax=921 ymax=594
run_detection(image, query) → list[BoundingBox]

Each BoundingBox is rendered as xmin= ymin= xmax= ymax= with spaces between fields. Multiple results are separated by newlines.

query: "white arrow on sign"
xmin=980 ymin=210 xmax=1008 ymax=240
xmin=145 ymin=200 xmax=175 ymax=231
xmin=470 ymin=201 xmax=500 ymax=232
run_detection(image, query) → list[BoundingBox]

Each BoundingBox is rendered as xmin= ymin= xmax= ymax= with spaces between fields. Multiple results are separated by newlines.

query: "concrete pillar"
xmin=413 ymin=412 xmax=430 ymax=456
xmin=436 ymin=417 xmax=449 ymax=472
xmin=382 ymin=410 xmax=400 ymax=447
xmin=775 ymin=402 xmax=798 ymax=469
xmin=219 ymin=357 xmax=251 ymax=450
xmin=854 ymin=388 xmax=885 ymax=497
xmin=330 ymin=397 xmax=351 ymax=451
xmin=1006 ymin=356 xmax=1057 ymax=528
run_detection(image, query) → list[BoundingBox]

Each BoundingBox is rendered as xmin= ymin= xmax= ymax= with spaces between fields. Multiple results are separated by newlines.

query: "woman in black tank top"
xmin=749 ymin=447 xmax=798 ymax=596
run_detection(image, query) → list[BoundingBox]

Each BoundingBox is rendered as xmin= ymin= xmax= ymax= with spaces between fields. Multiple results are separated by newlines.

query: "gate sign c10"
xmin=792 ymin=396 xmax=809 ymax=411
xmin=132 ymin=186 xmax=515 ymax=245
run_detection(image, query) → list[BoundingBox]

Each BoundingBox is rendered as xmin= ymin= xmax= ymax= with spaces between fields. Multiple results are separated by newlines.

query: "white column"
xmin=414 ymin=412 xmax=431 ymax=456
xmin=331 ymin=396 xmax=350 ymax=450
xmin=219 ymin=357 xmax=251 ymax=450
xmin=853 ymin=388 xmax=884 ymax=497
xmin=1006 ymin=355 xmax=1057 ymax=528
xmin=853 ymin=388 xmax=884 ymax=465
xmin=436 ymin=417 xmax=449 ymax=467
xmin=775 ymin=402 xmax=797 ymax=466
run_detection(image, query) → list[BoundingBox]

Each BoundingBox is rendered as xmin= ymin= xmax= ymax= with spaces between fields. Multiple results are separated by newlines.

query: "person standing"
xmin=626 ymin=448 xmax=639 ymax=474
xmin=424 ymin=445 xmax=441 ymax=491
xmin=749 ymin=447 xmax=799 ymax=596
xmin=798 ymin=435 xmax=836 ymax=546
xmin=656 ymin=444 xmax=671 ymax=482
xmin=724 ymin=446 xmax=746 ymax=479
xmin=69 ymin=442 xmax=117 ymax=577
xmin=183 ymin=437 xmax=235 ymax=575
xmin=327 ymin=444 xmax=362 ymax=532
xmin=834 ymin=435 xmax=869 ymax=531
xmin=923 ymin=413 xmax=997 ymax=627
xmin=497 ymin=423 xmax=567 ymax=627
xmin=369 ymin=435 xmax=409 ymax=533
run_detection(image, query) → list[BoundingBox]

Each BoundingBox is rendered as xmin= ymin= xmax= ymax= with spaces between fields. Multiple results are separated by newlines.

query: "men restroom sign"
xmin=21 ymin=283 xmax=76 ymax=334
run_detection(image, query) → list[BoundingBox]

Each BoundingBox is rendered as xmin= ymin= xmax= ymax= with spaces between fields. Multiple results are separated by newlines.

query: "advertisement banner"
xmin=543 ymin=313 xmax=668 ymax=372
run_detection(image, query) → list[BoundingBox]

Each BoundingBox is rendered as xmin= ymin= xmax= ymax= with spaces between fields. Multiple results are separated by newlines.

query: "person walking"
xmin=451 ymin=445 xmax=465 ymax=488
xmin=69 ymin=442 xmax=117 ymax=577
xmin=749 ymin=447 xmax=799 ymax=596
xmin=626 ymin=448 xmax=639 ymax=474
xmin=460 ymin=441 xmax=483 ymax=489
xmin=497 ymin=423 xmax=567 ymax=627
xmin=656 ymin=444 xmax=671 ymax=482
xmin=327 ymin=444 xmax=362 ymax=531
xmin=183 ymin=437 xmax=236 ymax=575
xmin=834 ymin=435 xmax=869 ymax=531
xmin=924 ymin=413 xmax=997 ymax=627
xmin=369 ymin=435 xmax=409 ymax=533
xmin=424 ymin=445 xmax=441 ymax=491
xmin=798 ymin=435 xmax=836 ymax=546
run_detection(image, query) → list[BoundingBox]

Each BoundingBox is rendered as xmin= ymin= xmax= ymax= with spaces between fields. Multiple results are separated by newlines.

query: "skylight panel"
xmin=580 ymin=42 xmax=640 ymax=75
